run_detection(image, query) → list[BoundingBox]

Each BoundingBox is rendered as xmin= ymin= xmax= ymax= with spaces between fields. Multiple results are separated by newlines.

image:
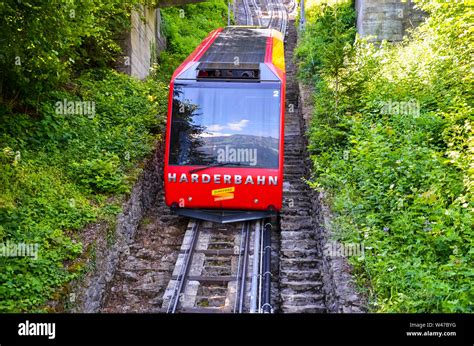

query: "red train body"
xmin=164 ymin=27 xmax=286 ymax=223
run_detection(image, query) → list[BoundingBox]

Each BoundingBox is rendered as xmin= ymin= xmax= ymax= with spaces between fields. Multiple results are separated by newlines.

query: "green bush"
xmin=72 ymin=154 xmax=128 ymax=194
xmin=0 ymin=69 xmax=167 ymax=312
xmin=157 ymin=1 xmax=230 ymax=80
xmin=0 ymin=0 xmax=139 ymax=105
xmin=295 ymin=1 xmax=356 ymax=154
xmin=297 ymin=0 xmax=473 ymax=312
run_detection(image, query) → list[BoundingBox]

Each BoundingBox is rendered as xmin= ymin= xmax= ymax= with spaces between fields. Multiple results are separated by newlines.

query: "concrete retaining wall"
xmin=117 ymin=6 xmax=166 ymax=79
xmin=355 ymin=0 xmax=425 ymax=42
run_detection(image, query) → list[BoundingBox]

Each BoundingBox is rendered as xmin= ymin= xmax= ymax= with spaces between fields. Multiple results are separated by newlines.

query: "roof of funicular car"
xmin=171 ymin=26 xmax=285 ymax=81
xmin=198 ymin=27 xmax=268 ymax=70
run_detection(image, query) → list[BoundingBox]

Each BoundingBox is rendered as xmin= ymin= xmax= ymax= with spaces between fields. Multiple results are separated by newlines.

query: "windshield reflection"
xmin=169 ymin=82 xmax=281 ymax=168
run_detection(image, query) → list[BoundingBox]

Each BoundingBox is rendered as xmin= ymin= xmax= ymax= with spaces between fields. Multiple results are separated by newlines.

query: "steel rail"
xmin=258 ymin=218 xmax=264 ymax=312
xmin=266 ymin=0 xmax=274 ymax=29
xmin=167 ymin=221 xmax=200 ymax=313
xmin=238 ymin=222 xmax=251 ymax=313
xmin=262 ymin=222 xmax=273 ymax=313
xmin=243 ymin=0 xmax=253 ymax=26
xmin=249 ymin=220 xmax=261 ymax=312
xmin=251 ymin=0 xmax=263 ymax=26
xmin=233 ymin=222 xmax=246 ymax=312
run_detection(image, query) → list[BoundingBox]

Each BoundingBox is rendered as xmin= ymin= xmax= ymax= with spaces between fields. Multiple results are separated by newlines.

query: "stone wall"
xmin=68 ymin=142 xmax=164 ymax=312
xmin=355 ymin=0 xmax=425 ymax=42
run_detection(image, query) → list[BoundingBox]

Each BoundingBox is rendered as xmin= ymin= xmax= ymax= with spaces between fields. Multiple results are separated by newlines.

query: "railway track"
xmin=160 ymin=0 xmax=294 ymax=314
xmin=162 ymin=219 xmax=273 ymax=313
xmin=242 ymin=0 xmax=254 ymax=26
xmin=241 ymin=0 xmax=287 ymax=36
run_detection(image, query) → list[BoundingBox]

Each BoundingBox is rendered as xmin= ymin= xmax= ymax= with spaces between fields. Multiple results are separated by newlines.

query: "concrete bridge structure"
xmin=355 ymin=0 xmax=425 ymax=42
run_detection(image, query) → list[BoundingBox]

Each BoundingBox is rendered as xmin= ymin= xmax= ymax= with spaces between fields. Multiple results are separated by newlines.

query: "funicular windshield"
xmin=169 ymin=82 xmax=281 ymax=168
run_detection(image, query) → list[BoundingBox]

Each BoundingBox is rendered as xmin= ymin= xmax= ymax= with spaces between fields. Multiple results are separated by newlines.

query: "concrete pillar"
xmin=116 ymin=6 xmax=166 ymax=79
xmin=355 ymin=0 xmax=425 ymax=42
